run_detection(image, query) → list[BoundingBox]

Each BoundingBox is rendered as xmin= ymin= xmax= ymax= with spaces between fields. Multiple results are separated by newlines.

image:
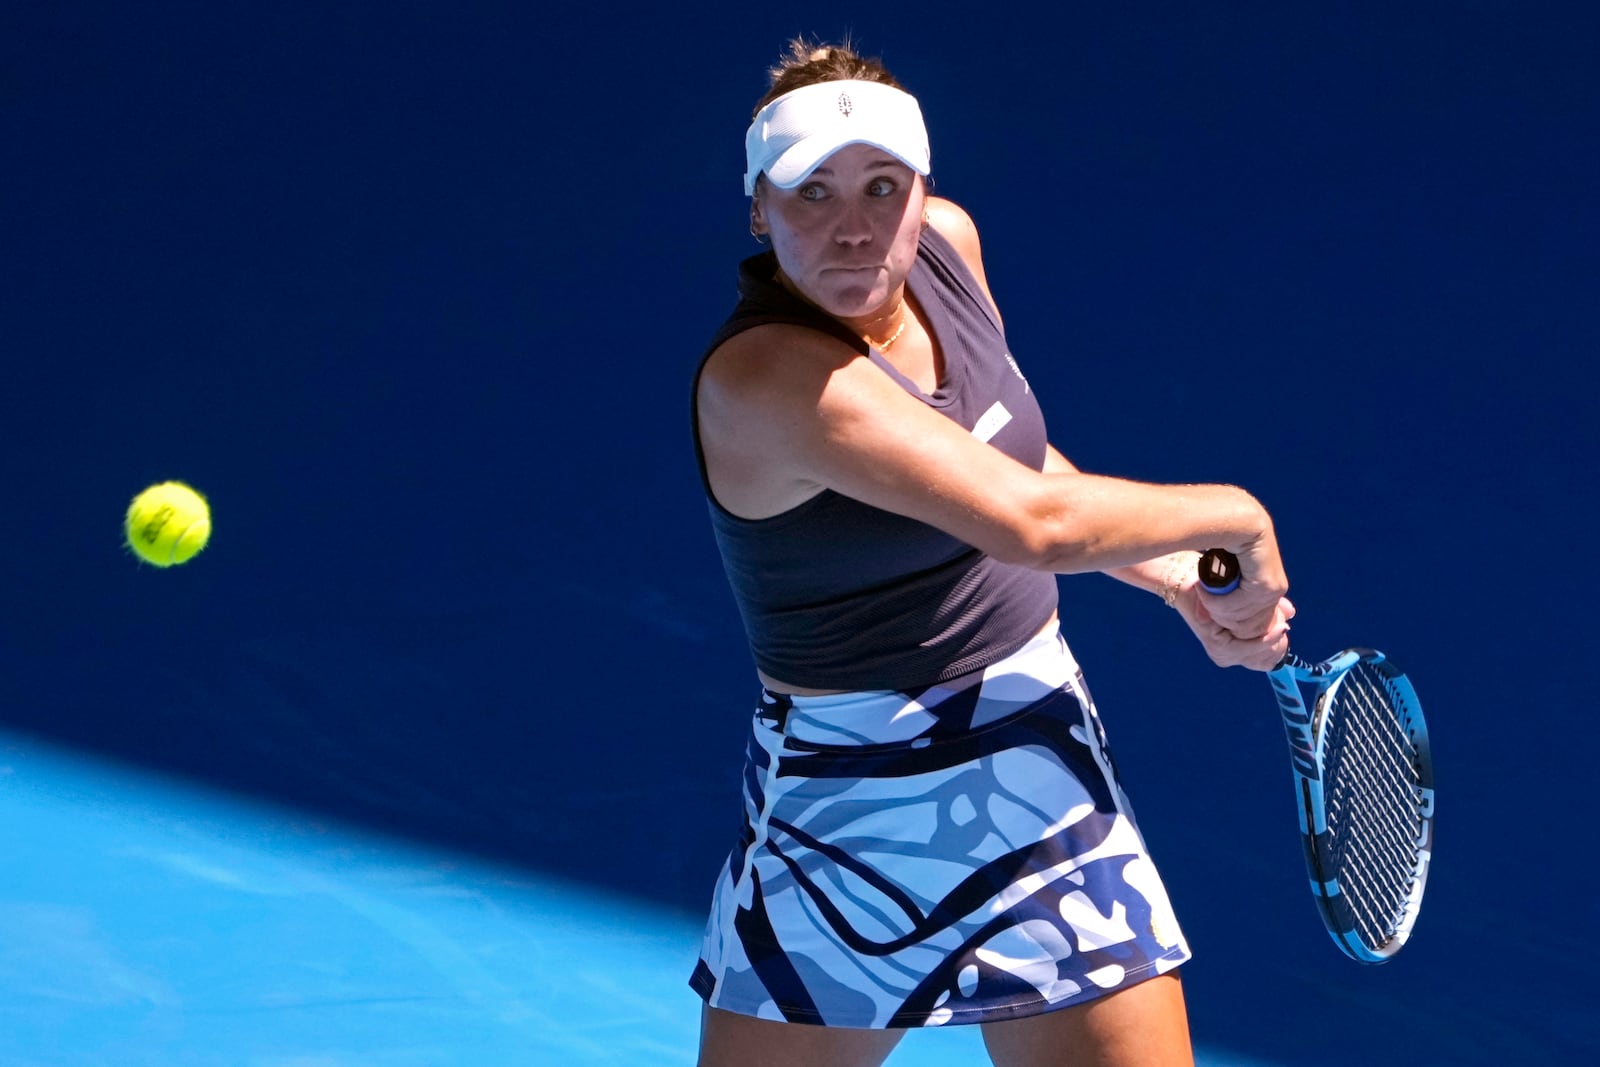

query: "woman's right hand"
xmin=1179 ymin=586 xmax=1294 ymax=670
xmin=1196 ymin=529 xmax=1291 ymax=643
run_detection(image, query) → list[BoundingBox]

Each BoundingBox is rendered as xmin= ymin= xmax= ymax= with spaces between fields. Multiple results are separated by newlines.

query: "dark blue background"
xmin=5 ymin=3 xmax=1596 ymax=1063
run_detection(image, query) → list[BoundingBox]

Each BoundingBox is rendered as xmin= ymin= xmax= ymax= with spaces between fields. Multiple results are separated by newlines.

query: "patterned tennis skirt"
xmin=689 ymin=620 xmax=1190 ymax=1029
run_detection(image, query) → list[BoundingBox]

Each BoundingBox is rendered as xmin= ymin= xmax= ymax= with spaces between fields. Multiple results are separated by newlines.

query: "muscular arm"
xmin=1042 ymin=445 xmax=1294 ymax=669
xmin=1040 ymin=446 xmax=1189 ymax=596
xmin=695 ymin=197 xmax=1289 ymax=650
xmin=699 ymin=333 xmax=1282 ymax=617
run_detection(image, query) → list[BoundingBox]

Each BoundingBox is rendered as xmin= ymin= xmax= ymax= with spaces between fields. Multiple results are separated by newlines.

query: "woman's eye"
xmin=868 ymin=178 xmax=896 ymax=196
xmin=798 ymin=184 xmax=827 ymax=201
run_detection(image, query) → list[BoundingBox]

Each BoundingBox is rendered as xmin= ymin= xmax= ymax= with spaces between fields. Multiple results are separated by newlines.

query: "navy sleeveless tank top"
xmin=691 ymin=226 xmax=1059 ymax=691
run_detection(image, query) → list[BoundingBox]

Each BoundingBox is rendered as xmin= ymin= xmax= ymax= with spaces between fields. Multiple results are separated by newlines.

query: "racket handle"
xmin=1198 ymin=548 xmax=1297 ymax=670
xmin=1197 ymin=548 xmax=1241 ymax=593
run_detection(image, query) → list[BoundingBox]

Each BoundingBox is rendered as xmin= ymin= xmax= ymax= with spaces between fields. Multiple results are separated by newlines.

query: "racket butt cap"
xmin=1197 ymin=548 xmax=1241 ymax=593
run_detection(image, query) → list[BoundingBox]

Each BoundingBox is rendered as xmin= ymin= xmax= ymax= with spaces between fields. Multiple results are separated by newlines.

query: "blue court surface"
xmin=3 ymin=733 xmax=1284 ymax=1067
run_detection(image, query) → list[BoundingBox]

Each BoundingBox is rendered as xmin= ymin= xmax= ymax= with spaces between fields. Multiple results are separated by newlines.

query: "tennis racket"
xmin=1197 ymin=547 xmax=1434 ymax=963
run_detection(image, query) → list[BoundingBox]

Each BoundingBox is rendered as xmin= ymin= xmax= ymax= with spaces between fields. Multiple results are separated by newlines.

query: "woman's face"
xmin=752 ymin=144 xmax=926 ymax=324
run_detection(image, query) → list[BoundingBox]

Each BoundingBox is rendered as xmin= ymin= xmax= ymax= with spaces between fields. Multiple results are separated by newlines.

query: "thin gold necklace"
xmin=864 ymin=306 xmax=909 ymax=351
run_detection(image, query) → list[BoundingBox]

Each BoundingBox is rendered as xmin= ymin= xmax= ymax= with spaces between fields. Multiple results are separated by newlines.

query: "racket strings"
xmin=1320 ymin=664 xmax=1424 ymax=948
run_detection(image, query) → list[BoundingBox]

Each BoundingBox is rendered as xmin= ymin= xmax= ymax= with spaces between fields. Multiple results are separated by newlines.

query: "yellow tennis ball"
xmin=125 ymin=481 xmax=212 ymax=567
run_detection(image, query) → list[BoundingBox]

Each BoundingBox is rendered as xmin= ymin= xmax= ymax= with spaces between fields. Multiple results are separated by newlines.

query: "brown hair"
xmin=752 ymin=36 xmax=907 ymax=116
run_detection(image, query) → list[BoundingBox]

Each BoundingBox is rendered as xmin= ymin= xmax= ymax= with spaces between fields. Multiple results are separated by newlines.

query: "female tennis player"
xmin=689 ymin=38 xmax=1295 ymax=1067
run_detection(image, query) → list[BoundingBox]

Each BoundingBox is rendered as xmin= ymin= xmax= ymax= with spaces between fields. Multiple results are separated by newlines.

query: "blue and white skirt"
xmin=689 ymin=621 xmax=1190 ymax=1029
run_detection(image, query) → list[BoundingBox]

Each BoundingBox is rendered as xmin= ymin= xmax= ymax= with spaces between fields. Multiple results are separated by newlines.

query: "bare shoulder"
xmin=698 ymin=322 xmax=858 ymax=416
xmin=923 ymin=196 xmax=1001 ymax=321
xmin=695 ymin=312 xmax=1052 ymax=547
xmin=696 ymin=323 xmax=881 ymax=517
xmin=924 ymin=196 xmax=983 ymax=258
xmin=699 ymin=322 xmax=908 ymax=445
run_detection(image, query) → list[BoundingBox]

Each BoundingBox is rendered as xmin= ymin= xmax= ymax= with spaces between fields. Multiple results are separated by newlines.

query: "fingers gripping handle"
xmin=1197 ymin=548 xmax=1242 ymax=594
xmin=1199 ymin=547 xmax=1298 ymax=671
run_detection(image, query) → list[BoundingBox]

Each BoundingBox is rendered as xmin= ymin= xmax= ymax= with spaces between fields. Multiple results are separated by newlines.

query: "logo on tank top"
xmin=972 ymin=401 xmax=1012 ymax=444
xmin=1004 ymin=352 xmax=1030 ymax=393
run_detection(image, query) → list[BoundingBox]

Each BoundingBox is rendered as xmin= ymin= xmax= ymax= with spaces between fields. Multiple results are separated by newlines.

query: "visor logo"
xmin=838 ymin=92 xmax=853 ymax=117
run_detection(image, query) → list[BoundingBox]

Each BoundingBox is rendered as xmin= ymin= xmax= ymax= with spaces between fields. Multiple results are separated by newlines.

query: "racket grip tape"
xmin=1197 ymin=548 xmax=1241 ymax=593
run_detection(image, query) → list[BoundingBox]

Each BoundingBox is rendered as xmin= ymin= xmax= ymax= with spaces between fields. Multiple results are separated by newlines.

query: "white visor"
xmin=744 ymin=80 xmax=930 ymax=196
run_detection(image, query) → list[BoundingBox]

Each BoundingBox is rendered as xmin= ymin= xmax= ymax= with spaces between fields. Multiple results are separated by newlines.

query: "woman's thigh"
xmin=697 ymin=1005 xmax=906 ymax=1067
xmin=980 ymin=973 xmax=1193 ymax=1067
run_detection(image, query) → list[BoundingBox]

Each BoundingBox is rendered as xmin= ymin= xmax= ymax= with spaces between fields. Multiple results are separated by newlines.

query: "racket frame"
xmin=1272 ymin=649 xmax=1435 ymax=963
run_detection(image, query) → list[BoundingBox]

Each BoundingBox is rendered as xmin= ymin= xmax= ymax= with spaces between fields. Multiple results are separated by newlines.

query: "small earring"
xmin=750 ymin=223 xmax=768 ymax=245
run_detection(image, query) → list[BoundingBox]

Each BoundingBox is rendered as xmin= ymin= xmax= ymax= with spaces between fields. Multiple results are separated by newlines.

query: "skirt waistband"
xmin=759 ymin=620 xmax=1078 ymax=749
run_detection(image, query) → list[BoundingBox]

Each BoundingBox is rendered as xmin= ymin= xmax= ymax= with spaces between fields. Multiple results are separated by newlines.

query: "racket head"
xmin=1293 ymin=648 xmax=1434 ymax=962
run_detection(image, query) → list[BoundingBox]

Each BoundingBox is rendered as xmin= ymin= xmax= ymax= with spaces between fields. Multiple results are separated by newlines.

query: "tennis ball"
xmin=124 ymin=481 xmax=211 ymax=567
